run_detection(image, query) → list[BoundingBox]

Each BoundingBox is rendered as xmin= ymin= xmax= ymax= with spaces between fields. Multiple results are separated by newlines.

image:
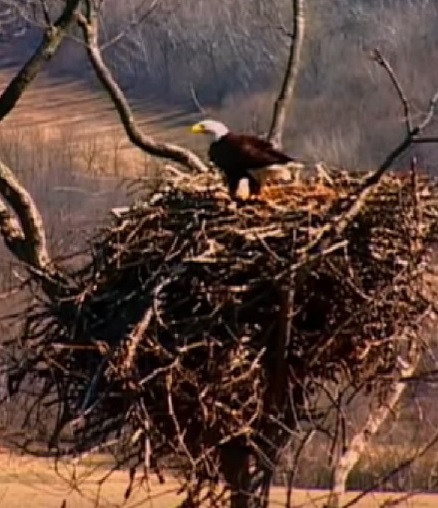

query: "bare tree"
xmin=1 ymin=3 xmax=438 ymax=508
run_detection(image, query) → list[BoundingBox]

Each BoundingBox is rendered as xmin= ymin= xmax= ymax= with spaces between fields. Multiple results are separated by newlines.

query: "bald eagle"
xmin=190 ymin=120 xmax=300 ymax=199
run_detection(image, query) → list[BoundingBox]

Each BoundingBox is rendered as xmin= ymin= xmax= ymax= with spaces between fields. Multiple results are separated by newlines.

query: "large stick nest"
xmin=8 ymin=167 xmax=438 ymax=489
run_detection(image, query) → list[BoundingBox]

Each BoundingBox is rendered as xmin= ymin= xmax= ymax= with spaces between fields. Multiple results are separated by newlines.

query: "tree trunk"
xmin=325 ymin=346 xmax=419 ymax=508
xmin=221 ymin=442 xmax=253 ymax=508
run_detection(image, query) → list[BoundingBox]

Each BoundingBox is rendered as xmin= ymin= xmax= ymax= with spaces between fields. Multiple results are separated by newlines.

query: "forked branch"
xmin=312 ymin=50 xmax=438 ymax=252
xmin=0 ymin=0 xmax=82 ymax=277
xmin=371 ymin=49 xmax=413 ymax=134
xmin=0 ymin=0 xmax=82 ymax=122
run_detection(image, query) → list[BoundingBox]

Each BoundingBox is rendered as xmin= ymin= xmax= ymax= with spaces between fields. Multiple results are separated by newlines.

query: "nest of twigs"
xmin=10 ymin=165 xmax=438 ymax=499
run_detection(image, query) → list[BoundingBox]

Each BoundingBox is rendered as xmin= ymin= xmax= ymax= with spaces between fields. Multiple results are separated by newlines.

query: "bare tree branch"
xmin=267 ymin=0 xmax=305 ymax=149
xmin=76 ymin=4 xmax=208 ymax=174
xmin=0 ymin=160 xmax=49 ymax=270
xmin=371 ymin=49 xmax=413 ymax=134
xmin=100 ymin=0 xmax=162 ymax=51
xmin=39 ymin=0 xmax=52 ymax=27
xmin=189 ymin=84 xmax=210 ymax=117
xmin=309 ymin=52 xmax=438 ymax=254
xmin=0 ymin=0 xmax=82 ymax=123
xmin=411 ymin=137 xmax=438 ymax=143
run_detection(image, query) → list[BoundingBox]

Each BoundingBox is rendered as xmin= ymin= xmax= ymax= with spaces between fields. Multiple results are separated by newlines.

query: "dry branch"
xmin=77 ymin=4 xmax=209 ymax=175
xmin=371 ymin=49 xmax=413 ymax=133
xmin=0 ymin=0 xmax=81 ymax=122
xmin=267 ymin=0 xmax=305 ymax=149
xmin=0 ymin=160 xmax=50 ymax=269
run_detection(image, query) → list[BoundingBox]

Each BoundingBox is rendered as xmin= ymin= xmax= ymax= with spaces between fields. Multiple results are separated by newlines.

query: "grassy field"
xmin=0 ymin=67 xmax=204 ymax=179
xmin=0 ymin=451 xmax=434 ymax=508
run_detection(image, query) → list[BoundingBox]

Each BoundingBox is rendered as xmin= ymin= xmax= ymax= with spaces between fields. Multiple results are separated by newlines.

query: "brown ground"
xmin=0 ymin=451 xmax=432 ymax=508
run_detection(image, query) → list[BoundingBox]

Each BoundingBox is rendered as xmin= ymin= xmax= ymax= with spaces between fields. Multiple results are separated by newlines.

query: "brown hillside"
xmin=0 ymin=68 xmax=202 ymax=177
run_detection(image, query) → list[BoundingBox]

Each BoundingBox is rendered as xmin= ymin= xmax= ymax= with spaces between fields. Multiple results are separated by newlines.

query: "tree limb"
xmin=0 ymin=0 xmax=82 ymax=123
xmin=0 ymin=160 xmax=50 ymax=270
xmin=310 ymin=51 xmax=438 ymax=254
xmin=76 ymin=6 xmax=209 ymax=174
xmin=267 ymin=0 xmax=305 ymax=149
xmin=0 ymin=1 xmax=82 ymax=283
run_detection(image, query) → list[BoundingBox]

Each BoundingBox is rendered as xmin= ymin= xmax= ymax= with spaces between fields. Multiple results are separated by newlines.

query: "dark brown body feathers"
xmin=208 ymin=133 xmax=295 ymax=196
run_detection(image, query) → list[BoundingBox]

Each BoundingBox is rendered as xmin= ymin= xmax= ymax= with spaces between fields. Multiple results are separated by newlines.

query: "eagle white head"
xmin=190 ymin=120 xmax=229 ymax=141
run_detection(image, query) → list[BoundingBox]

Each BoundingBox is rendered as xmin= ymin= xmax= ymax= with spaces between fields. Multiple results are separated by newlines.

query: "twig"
xmin=124 ymin=306 xmax=154 ymax=373
xmin=39 ymin=0 xmax=52 ymax=26
xmin=166 ymin=371 xmax=196 ymax=468
xmin=77 ymin=358 xmax=107 ymax=414
xmin=101 ymin=0 xmax=162 ymax=51
xmin=371 ymin=49 xmax=412 ymax=133
xmin=189 ymin=84 xmax=209 ymax=116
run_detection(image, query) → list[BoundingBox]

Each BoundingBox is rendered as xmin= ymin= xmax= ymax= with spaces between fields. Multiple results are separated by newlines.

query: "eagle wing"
xmin=209 ymin=133 xmax=294 ymax=170
xmin=208 ymin=133 xmax=297 ymax=195
xmin=232 ymin=134 xmax=294 ymax=167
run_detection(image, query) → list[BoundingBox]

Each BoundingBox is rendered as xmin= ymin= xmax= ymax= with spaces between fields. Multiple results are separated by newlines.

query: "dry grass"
xmin=0 ymin=451 xmax=436 ymax=508
xmin=0 ymin=68 xmax=202 ymax=179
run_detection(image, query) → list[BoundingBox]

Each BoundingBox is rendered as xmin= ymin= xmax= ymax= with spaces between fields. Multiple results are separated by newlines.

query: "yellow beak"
xmin=190 ymin=123 xmax=204 ymax=134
